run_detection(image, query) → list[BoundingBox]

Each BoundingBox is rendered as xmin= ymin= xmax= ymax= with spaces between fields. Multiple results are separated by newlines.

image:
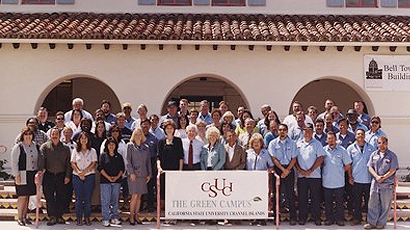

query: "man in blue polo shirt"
xmin=347 ymin=129 xmax=376 ymax=226
xmin=364 ymin=136 xmax=398 ymax=229
xmin=295 ymin=123 xmax=324 ymax=226
xmin=322 ymin=131 xmax=352 ymax=226
xmin=268 ymin=123 xmax=298 ymax=226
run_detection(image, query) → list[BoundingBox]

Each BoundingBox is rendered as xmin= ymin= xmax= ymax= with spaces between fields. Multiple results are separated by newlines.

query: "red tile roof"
xmin=0 ymin=13 xmax=409 ymax=42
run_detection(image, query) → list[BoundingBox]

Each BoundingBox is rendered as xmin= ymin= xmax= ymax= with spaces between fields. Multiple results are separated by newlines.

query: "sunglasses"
xmin=371 ymin=121 xmax=379 ymax=124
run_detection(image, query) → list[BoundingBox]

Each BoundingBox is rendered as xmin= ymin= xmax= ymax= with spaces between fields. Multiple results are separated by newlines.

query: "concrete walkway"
xmin=0 ymin=220 xmax=407 ymax=230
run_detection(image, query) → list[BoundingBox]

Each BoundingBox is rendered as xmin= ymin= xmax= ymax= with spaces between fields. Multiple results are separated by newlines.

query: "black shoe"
xmin=129 ymin=220 xmax=135 ymax=226
xmin=336 ymin=220 xmax=345 ymax=226
xmin=84 ymin=218 xmax=92 ymax=226
xmin=76 ymin=219 xmax=83 ymax=226
xmin=298 ymin=220 xmax=306 ymax=225
xmin=57 ymin=217 xmax=65 ymax=224
xmin=47 ymin=217 xmax=57 ymax=226
xmin=315 ymin=220 xmax=322 ymax=226
xmin=324 ymin=220 xmax=334 ymax=226
xmin=24 ymin=218 xmax=32 ymax=225
xmin=17 ymin=219 xmax=26 ymax=226
xmin=289 ymin=219 xmax=297 ymax=226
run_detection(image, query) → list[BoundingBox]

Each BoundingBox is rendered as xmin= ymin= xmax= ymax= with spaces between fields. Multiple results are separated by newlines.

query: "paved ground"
xmin=0 ymin=220 xmax=407 ymax=230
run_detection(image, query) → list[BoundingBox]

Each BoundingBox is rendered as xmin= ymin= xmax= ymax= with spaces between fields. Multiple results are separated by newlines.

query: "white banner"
xmin=165 ymin=171 xmax=268 ymax=219
xmin=364 ymin=55 xmax=410 ymax=91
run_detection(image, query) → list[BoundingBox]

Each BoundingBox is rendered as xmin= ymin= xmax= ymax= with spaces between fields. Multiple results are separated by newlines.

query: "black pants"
xmin=43 ymin=172 xmax=67 ymax=218
xmin=274 ymin=166 xmax=296 ymax=221
xmin=351 ymin=182 xmax=371 ymax=221
xmin=297 ymin=177 xmax=321 ymax=222
xmin=324 ymin=187 xmax=344 ymax=222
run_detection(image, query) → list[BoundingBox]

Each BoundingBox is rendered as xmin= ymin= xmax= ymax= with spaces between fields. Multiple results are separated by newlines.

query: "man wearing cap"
xmin=159 ymin=101 xmax=179 ymax=126
xmin=122 ymin=103 xmax=136 ymax=130
xmin=268 ymin=123 xmax=298 ymax=225
xmin=322 ymin=131 xmax=352 ymax=226
xmin=198 ymin=100 xmax=213 ymax=125
xmin=347 ymin=129 xmax=376 ymax=226
xmin=295 ymin=123 xmax=325 ymax=226
xmin=346 ymin=108 xmax=368 ymax=133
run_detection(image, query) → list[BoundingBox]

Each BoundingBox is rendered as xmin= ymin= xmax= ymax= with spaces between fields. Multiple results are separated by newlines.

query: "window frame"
xmin=398 ymin=0 xmax=410 ymax=7
xmin=22 ymin=0 xmax=55 ymax=4
xmin=346 ymin=0 xmax=378 ymax=7
xmin=157 ymin=0 xmax=192 ymax=6
xmin=212 ymin=0 xmax=246 ymax=6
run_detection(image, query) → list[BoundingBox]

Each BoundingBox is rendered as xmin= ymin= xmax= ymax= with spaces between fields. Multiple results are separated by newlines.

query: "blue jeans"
xmin=367 ymin=184 xmax=394 ymax=227
xmin=100 ymin=183 xmax=121 ymax=221
xmin=72 ymin=174 xmax=95 ymax=220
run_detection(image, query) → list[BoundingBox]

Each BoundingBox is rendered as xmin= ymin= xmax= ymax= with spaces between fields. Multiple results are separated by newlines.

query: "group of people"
xmin=10 ymin=97 xmax=398 ymax=229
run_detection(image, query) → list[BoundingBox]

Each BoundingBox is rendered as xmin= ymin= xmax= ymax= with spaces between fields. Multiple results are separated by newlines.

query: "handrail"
xmin=394 ymin=176 xmax=398 ymax=229
xmin=268 ymin=168 xmax=281 ymax=229
xmin=34 ymin=172 xmax=42 ymax=228
xmin=156 ymin=170 xmax=162 ymax=229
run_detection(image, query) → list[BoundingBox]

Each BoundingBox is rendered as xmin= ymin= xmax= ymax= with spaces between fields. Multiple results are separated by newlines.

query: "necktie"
xmin=188 ymin=140 xmax=193 ymax=168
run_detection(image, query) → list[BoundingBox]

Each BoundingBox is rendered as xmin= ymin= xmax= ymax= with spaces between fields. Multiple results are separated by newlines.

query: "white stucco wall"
xmin=0 ymin=0 xmax=409 ymax=15
xmin=0 ymin=43 xmax=409 ymax=167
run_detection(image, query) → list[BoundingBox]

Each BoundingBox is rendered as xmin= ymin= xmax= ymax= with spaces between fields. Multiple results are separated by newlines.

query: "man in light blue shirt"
xmin=347 ymin=129 xmax=376 ymax=225
xmin=268 ymin=123 xmax=298 ymax=225
xmin=198 ymin=100 xmax=213 ymax=125
xmin=149 ymin=114 xmax=165 ymax=140
xmin=322 ymin=131 xmax=352 ymax=226
xmin=288 ymin=111 xmax=306 ymax=142
xmin=295 ymin=123 xmax=324 ymax=226
xmin=364 ymin=136 xmax=398 ymax=229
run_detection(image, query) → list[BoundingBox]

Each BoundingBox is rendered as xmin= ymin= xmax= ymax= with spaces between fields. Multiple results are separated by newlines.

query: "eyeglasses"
xmin=56 ymin=117 xmax=64 ymax=121
xmin=371 ymin=121 xmax=379 ymax=124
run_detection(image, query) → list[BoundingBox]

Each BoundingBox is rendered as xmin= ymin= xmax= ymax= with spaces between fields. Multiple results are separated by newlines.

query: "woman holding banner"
xmin=157 ymin=120 xmax=184 ymax=225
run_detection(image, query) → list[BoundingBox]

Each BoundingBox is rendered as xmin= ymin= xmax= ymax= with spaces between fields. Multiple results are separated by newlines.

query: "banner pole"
xmin=157 ymin=171 xmax=161 ymax=229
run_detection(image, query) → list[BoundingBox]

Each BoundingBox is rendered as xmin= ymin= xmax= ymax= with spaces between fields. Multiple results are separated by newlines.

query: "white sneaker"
xmin=111 ymin=218 xmax=121 ymax=225
xmin=102 ymin=220 xmax=110 ymax=227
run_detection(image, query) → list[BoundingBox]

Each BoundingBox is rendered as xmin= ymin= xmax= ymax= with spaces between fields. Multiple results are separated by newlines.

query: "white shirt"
xmin=283 ymin=115 xmax=313 ymax=130
xmin=227 ymin=144 xmax=235 ymax=162
xmin=182 ymin=137 xmax=204 ymax=164
xmin=71 ymin=148 xmax=98 ymax=176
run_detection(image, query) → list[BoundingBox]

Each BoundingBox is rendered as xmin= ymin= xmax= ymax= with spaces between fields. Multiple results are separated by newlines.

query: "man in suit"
xmin=224 ymin=129 xmax=246 ymax=170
